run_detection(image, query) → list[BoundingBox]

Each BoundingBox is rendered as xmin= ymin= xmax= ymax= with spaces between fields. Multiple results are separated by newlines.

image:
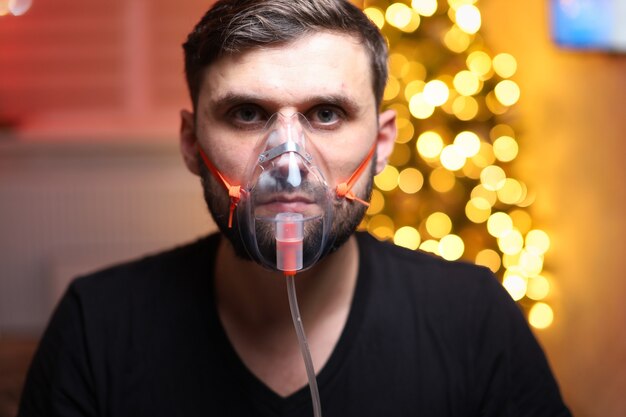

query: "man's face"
xmin=184 ymin=32 xmax=395 ymax=261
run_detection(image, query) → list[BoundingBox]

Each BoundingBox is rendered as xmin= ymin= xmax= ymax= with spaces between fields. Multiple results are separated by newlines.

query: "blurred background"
xmin=0 ymin=0 xmax=625 ymax=416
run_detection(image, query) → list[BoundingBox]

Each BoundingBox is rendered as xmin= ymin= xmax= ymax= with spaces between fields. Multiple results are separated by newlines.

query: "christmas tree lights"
xmin=358 ymin=0 xmax=555 ymax=328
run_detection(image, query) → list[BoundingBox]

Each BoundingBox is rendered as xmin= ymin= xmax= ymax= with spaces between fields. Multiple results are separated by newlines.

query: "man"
xmin=19 ymin=0 xmax=571 ymax=416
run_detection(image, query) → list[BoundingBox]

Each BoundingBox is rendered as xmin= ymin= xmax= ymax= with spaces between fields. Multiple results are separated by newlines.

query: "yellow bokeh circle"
xmin=411 ymin=0 xmax=437 ymax=16
xmin=423 ymin=79 xmax=450 ymax=106
xmin=409 ymin=93 xmax=436 ymax=119
xmin=526 ymin=229 xmax=551 ymax=254
xmin=487 ymin=212 xmax=513 ymax=238
xmin=366 ymin=189 xmax=385 ymax=215
xmin=465 ymin=198 xmax=492 ymax=223
xmin=498 ymin=229 xmax=524 ymax=255
xmin=440 ymin=145 xmax=467 ymax=171
xmin=493 ymin=53 xmax=518 ymax=78
xmin=429 ymin=167 xmax=456 ymax=192
xmin=363 ymin=7 xmax=385 ymax=29
xmin=455 ymin=4 xmax=481 ymax=34
xmin=454 ymin=131 xmax=481 ymax=157
xmin=526 ymin=275 xmax=551 ymax=300
xmin=394 ymin=226 xmax=421 ymax=250
xmin=398 ymin=168 xmax=424 ymax=194
xmin=417 ymin=131 xmax=444 ymax=159
xmin=494 ymin=80 xmax=520 ymax=106
xmin=475 ymin=249 xmax=501 ymax=272
xmin=426 ymin=212 xmax=453 ymax=238
xmin=480 ymin=165 xmax=506 ymax=191
xmin=503 ymin=274 xmax=527 ymax=301
xmin=374 ymin=165 xmax=400 ymax=191
xmin=529 ymin=302 xmax=554 ymax=329
xmin=439 ymin=234 xmax=465 ymax=260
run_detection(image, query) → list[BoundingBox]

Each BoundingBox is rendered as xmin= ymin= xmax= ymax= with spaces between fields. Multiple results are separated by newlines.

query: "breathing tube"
xmin=276 ymin=212 xmax=322 ymax=417
xmin=198 ymin=112 xmax=375 ymax=417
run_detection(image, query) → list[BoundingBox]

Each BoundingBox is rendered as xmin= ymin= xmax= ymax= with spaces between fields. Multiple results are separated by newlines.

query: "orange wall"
xmin=482 ymin=1 xmax=626 ymax=416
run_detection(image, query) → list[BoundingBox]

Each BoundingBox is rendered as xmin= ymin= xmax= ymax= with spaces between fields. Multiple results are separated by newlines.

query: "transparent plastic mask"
xmin=237 ymin=112 xmax=335 ymax=271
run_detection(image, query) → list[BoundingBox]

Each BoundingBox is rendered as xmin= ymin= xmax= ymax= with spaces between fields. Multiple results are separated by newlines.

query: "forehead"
xmin=199 ymin=32 xmax=375 ymax=110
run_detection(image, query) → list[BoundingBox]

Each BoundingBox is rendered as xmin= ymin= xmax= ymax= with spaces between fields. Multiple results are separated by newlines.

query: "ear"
xmin=180 ymin=109 xmax=201 ymax=176
xmin=375 ymin=109 xmax=397 ymax=174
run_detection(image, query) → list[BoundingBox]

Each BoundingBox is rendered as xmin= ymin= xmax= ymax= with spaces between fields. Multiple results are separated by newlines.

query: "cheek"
xmin=321 ymin=137 xmax=376 ymax=185
xmin=200 ymin=137 xmax=254 ymax=184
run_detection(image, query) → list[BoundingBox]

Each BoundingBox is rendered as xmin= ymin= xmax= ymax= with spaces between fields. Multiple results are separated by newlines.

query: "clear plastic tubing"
xmin=276 ymin=213 xmax=323 ymax=417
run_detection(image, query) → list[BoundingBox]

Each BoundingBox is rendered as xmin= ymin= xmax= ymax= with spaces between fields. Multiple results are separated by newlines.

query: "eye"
xmin=227 ymin=105 xmax=268 ymax=129
xmin=307 ymin=106 xmax=345 ymax=129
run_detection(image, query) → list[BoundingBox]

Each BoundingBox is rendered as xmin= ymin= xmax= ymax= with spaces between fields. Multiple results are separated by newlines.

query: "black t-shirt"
xmin=18 ymin=233 xmax=571 ymax=416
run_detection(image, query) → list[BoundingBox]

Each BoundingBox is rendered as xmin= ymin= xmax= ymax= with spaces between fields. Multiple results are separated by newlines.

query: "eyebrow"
xmin=208 ymin=92 xmax=363 ymax=115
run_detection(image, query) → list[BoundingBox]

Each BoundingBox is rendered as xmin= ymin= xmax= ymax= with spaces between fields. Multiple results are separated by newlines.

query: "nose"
xmin=272 ymin=151 xmax=307 ymax=188
xmin=265 ymin=112 xmax=307 ymax=149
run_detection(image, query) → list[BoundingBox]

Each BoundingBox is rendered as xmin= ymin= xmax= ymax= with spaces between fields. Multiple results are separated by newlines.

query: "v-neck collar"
xmin=205 ymin=233 xmax=373 ymax=414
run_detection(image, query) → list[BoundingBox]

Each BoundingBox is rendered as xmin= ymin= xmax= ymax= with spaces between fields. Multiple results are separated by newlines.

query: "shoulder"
xmin=356 ymin=231 xmax=500 ymax=295
xmin=355 ymin=231 xmax=515 ymax=325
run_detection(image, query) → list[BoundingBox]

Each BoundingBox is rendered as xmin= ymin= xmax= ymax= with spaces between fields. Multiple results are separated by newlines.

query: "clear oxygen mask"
xmin=237 ymin=112 xmax=335 ymax=272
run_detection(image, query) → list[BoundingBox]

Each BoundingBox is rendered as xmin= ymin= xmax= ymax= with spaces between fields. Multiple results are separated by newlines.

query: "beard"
xmin=198 ymin=155 xmax=374 ymax=268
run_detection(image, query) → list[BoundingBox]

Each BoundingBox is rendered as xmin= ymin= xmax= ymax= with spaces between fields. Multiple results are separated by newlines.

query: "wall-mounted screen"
xmin=551 ymin=0 xmax=626 ymax=52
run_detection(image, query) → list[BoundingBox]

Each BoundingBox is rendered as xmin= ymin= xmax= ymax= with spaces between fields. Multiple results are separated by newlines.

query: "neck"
xmin=214 ymin=234 xmax=360 ymax=326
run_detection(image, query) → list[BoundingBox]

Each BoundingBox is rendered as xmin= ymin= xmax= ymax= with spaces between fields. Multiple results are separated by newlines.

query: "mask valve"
xmin=275 ymin=212 xmax=304 ymax=275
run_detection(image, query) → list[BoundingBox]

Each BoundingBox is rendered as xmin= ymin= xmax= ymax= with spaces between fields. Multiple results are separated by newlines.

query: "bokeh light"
xmin=417 ymin=131 xmax=444 ymax=159
xmin=363 ymin=7 xmax=385 ymax=29
xmin=361 ymin=0 xmax=555 ymax=328
xmin=395 ymin=119 xmax=414 ymax=145
xmin=426 ymin=212 xmax=453 ymax=238
xmin=444 ymin=26 xmax=471 ymax=53
xmin=452 ymin=95 xmax=478 ymax=120
xmin=475 ymin=249 xmax=501 ymax=272
xmin=439 ymin=234 xmax=465 ymax=260
xmin=494 ymin=80 xmax=521 ymax=106
xmin=409 ymin=93 xmax=436 ymax=119
xmin=527 ymin=275 xmax=551 ymax=300
xmin=368 ymin=214 xmax=395 ymax=240
xmin=419 ymin=239 xmax=440 ymax=255
xmin=467 ymin=51 xmax=492 ymax=77
xmin=440 ymin=145 xmax=466 ymax=171
xmin=498 ymin=229 xmax=524 ymax=255
xmin=423 ymin=80 xmax=450 ymax=106
xmin=493 ymin=53 xmax=517 ymax=78
xmin=374 ymin=165 xmax=400 ymax=191
xmin=526 ymin=229 xmax=551 ymax=254
xmin=529 ymin=302 xmax=554 ymax=329
xmin=455 ymin=4 xmax=481 ymax=34
xmin=386 ymin=3 xmax=413 ymax=29
xmin=394 ymin=226 xmax=422 ymax=250
xmin=493 ymin=135 xmax=519 ymax=162
xmin=503 ymin=273 xmax=527 ymax=301
xmin=453 ymin=70 xmax=481 ymax=96
xmin=487 ymin=212 xmax=513 ymax=238
xmin=398 ymin=168 xmax=424 ymax=194
xmin=411 ymin=0 xmax=437 ymax=16
xmin=481 ymin=165 xmax=506 ymax=191
xmin=384 ymin=76 xmax=401 ymax=101
xmin=429 ymin=167 xmax=456 ymax=192
xmin=366 ymin=189 xmax=385 ymax=215
xmin=497 ymin=178 xmax=524 ymax=204
xmin=454 ymin=131 xmax=481 ymax=157
xmin=466 ymin=198 xmax=491 ymax=223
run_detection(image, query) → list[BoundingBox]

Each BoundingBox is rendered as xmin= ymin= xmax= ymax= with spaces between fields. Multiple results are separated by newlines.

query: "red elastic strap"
xmin=335 ymin=141 xmax=376 ymax=207
xmin=197 ymin=145 xmax=242 ymax=228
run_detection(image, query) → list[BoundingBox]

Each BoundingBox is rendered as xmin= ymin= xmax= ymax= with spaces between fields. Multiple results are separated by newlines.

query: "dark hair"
xmin=182 ymin=0 xmax=388 ymax=109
